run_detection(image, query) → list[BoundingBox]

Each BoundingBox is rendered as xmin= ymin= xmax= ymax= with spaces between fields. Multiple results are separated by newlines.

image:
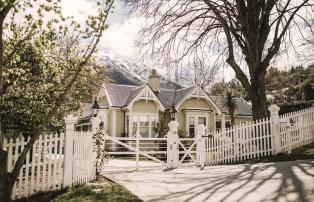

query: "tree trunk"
xmin=230 ymin=112 xmax=235 ymax=126
xmin=233 ymin=62 xmax=269 ymax=121
xmin=250 ymin=72 xmax=269 ymax=120
xmin=0 ymin=148 xmax=14 ymax=202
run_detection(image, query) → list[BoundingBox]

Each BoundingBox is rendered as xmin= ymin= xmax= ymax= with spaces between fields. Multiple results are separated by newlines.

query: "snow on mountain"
xmin=101 ymin=56 xmax=181 ymax=90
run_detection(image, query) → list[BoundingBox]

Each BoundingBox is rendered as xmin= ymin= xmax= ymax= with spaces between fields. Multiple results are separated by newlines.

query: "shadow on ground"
xmin=104 ymin=159 xmax=314 ymax=202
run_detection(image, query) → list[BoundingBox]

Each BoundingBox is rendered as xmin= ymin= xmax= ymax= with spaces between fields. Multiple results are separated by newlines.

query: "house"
xmin=78 ymin=70 xmax=253 ymax=137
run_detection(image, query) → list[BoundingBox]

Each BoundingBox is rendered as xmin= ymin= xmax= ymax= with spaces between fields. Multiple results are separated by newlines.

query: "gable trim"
xmin=100 ymin=85 xmax=113 ymax=107
xmin=125 ymin=84 xmax=166 ymax=111
xmin=175 ymin=86 xmax=222 ymax=114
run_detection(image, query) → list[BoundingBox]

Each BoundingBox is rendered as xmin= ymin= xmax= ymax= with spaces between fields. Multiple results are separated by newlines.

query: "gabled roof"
xmin=157 ymin=87 xmax=195 ymax=109
xmin=103 ymin=84 xmax=139 ymax=107
xmin=210 ymin=96 xmax=252 ymax=116
xmin=101 ymin=83 xmax=252 ymax=116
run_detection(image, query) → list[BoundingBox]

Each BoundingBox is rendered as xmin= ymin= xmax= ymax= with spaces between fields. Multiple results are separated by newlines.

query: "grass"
xmin=15 ymin=181 xmax=143 ymax=202
xmin=245 ymin=142 xmax=314 ymax=164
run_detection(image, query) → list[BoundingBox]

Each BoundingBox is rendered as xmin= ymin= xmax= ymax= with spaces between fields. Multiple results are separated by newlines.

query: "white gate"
xmin=103 ymin=132 xmax=168 ymax=170
xmin=102 ymin=122 xmax=200 ymax=170
xmin=72 ymin=131 xmax=95 ymax=185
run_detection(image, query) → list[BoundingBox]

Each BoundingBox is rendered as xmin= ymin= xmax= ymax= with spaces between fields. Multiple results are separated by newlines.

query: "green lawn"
xmin=15 ymin=182 xmax=143 ymax=202
xmin=246 ymin=142 xmax=314 ymax=163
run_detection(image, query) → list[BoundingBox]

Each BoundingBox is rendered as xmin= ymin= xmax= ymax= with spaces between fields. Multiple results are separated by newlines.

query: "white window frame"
xmin=185 ymin=111 xmax=209 ymax=137
xmin=125 ymin=112 xmax=158 ymax=138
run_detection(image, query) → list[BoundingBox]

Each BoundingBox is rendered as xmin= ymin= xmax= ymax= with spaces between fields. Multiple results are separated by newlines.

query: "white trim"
xmin=125 ymin=112 xmax=158 ymax=138
xmin=126 ymin=85 xmax=166 ymax=111
xmin=185 ymin=111 xmax=209 ymax=137
xmin=176 ymin=86 xmax=222 ymax=114
xmin=101 ymin=85 xmax=113 ymax=107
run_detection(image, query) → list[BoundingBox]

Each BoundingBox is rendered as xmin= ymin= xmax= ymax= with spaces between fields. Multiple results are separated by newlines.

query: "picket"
xmin=3 ymin=106 xmax=314 ymax=199
xmin=204 ymin=107 xmax=314 ymax=166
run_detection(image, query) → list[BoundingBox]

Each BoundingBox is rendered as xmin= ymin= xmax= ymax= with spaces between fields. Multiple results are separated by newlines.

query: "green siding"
xmin=98 ymin=96 xmax=109 ymax=106
xmin=132 ymin=100 xmax=158 ymax=113
xmin=177 ymin=98 xmax=215 ymax=133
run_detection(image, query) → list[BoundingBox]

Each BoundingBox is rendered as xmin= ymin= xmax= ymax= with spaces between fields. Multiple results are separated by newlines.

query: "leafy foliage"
xmin=222 ymin=91 xmax=237 ymax=126
xmin=210 ymin=79 xmax=248 ymax=100
xmin=93 ymin=129 xmax=110 ymax=180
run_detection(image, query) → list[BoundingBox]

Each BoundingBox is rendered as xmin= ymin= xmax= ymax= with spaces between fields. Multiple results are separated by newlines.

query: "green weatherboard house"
xmin=79 ymin=70 xmax=253 ymax=138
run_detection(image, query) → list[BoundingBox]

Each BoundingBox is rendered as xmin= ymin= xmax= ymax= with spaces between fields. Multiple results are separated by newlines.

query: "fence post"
xmin=196 ymin=124 xmax=206 ymax=168
xmin=63 ymin=114 xmax=77 ymax=187
xmin=269 ymin=105 xmax=281 ymax=154
xmin=167 ymin=120 xmax=179 ymax=169
xmin=136 ymin=128 xmax=140 ymax=169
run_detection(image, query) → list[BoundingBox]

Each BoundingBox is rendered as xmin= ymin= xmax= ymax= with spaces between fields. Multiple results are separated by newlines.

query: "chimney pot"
xmin=148 ymin=69 xmax=160 ymax=92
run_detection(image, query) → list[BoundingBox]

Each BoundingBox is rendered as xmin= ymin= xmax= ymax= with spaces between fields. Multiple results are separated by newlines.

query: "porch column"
xmin=112 ymin=108 xmax=117 ymax=150
xmin=213 ymin=112 xmax=216 ymax=132
xmin=129 ymin=105 xmax=133 ymax=138
xmin=222 ymin=113 xmax=226 ymax=133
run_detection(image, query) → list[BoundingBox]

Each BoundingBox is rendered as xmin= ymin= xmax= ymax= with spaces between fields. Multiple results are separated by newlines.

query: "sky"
xmin=60 ymin=0 xmax=312 ymax=82
xmin=61 ymin=0 xmax=141 ymax=60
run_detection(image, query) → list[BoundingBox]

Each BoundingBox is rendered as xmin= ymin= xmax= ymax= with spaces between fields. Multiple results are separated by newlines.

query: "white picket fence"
xmin=3 ymin=105 xmax=314 ymax=199
xmin=279 ymin=107 xmax=314 ymax=153
xmin=3 ymin=133 xmax=65 ymax=200
xmin=203 ymin=106 xmax=314 ymax=165
xmin=2 ymin=115 xmax=98 ymax=200
xmin=204 ymin=118 xmax=272 ymax=165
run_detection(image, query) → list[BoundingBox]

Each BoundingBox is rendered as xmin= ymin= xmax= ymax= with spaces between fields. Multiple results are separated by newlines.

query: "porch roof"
xmin=210 ymin=96 xmax=252 ymax=116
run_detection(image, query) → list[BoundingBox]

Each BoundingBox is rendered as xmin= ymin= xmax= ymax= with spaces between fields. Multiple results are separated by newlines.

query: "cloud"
xmin=99 ymin=16 xmax=144 ymax=62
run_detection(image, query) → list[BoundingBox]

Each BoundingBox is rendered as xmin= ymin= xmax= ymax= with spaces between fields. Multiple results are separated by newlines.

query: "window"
xmin=216 ymin=119 xmax=222 ymax=131
xmin=189 ymin=117 xmax=195 ymax=137
xmin=186 ymin=114 xmax=208 ymax=137
xmin=151 ymin=116 xmax=157 ymax=137
xmin=226 ymin=120 xmax=231 ymax=129
xmin=132 ymin=116 xmax=138 ymax=136
xmin=127 ymin=113 xmax=158 ymax=138
xmin=198 ymin=117 xmax=206 ymax=126
xmin=140 ymin=116 xmax=149 ymax=138
xmin=125 ymin=115 xmax=129 ymax=136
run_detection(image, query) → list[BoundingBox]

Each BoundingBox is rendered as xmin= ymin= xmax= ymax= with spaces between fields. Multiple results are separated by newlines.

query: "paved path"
xmin=103 ymin=159 xmax=314 ymax=202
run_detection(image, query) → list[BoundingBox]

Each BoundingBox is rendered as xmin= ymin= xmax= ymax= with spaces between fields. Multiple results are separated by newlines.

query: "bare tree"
xmin=126 ymin=0 xmax=314 ymax=120
xmin=182 ymin=57 xmax=220 ymax=93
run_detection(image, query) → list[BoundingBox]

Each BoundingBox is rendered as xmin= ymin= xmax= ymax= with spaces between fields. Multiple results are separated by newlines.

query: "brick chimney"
xmin=148 ymin=69 xmax=161 ymax=92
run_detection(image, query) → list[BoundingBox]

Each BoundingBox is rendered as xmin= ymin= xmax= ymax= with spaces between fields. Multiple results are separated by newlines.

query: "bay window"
xmin=126 ymin=113 xmax=158 ymax=138
xmin=186 ymin=112 xmax=208 ymax=137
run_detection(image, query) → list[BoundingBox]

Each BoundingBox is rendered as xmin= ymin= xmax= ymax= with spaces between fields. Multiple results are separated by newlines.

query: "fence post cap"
xmin=64 ymin=114 xmax=78 ymax=124
xmin=268 ymin=104 xmax=280 ymax=112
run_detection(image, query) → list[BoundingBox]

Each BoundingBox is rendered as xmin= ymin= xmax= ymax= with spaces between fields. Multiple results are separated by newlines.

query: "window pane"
xmin=125 ymin=115 xmax=129 ymax=135
xmin=226 ymin=121 xmax=231 ymax=128
xmin=189 ymin=117 xmax=195 ymax=126
xmin=189 ymin=127 xmax=195 ymax=137
xmin=151 ymin=116 xmax=157 ymax=137
xmin=216 ymin=120 xmax=222 ymax=131
xmin=140 ymin=116 xmax=149 ymax=138
xmin=189 ymin=117 xmax=195 ymax=137
xmin=140 ymin=128 xmax=149 ymax=138
xmin=132 ymin=116 xmax=138 ymax=135
xmin=140 ymin=116 xmax=149 ymax=126
xmin=198 ymin=117 xmax=206 ymax=126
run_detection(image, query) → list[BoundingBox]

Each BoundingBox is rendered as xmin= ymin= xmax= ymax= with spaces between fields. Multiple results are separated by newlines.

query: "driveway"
xmin=103 ymin=159 xmax=314 ymax=202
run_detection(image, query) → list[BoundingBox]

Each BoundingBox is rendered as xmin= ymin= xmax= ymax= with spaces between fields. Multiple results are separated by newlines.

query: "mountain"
xmin=102 ymin=56 xmax=182 ymax=90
